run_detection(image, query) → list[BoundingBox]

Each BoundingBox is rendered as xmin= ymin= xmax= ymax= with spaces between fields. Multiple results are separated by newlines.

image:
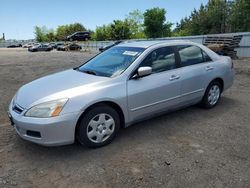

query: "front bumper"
xmin=8 ymin=104 xmax=81 ymax=146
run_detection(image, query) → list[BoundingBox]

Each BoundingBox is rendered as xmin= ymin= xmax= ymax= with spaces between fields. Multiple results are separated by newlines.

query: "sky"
xmin=0 ymin=0 xmax=208 ymax=40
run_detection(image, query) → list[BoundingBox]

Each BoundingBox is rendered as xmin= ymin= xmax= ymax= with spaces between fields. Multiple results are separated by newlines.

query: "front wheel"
xmin=76 ymin=105 xmax=120 ymax=148
xmin=201 ymin=81 xmax=222 ymax=109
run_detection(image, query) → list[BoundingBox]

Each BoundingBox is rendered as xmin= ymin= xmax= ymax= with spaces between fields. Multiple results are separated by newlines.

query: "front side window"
xmin=78 ymin=47 xmax=144 ymax=77
xmin=139 ymin=46 xmax=176 ymax=73
xmin=178 ymin=45 xmax=205 ymax=67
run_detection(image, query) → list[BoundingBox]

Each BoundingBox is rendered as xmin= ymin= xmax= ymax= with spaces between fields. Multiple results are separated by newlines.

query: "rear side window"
xmin=140 ymin=46 xmax=176 ymax=73
xmin=177 ymin=45 xmax=211 ymax=67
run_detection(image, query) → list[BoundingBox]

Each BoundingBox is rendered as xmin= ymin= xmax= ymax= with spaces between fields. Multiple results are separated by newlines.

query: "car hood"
xmin=15 ymin=69 xmax=110 ymax=108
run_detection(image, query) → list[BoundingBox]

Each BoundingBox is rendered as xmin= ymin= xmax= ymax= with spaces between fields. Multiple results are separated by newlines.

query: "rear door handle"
xmin=206 ymin=66 xmax=214 ymax=71
xmin=169 ymin=75 xmax=180 ymax=81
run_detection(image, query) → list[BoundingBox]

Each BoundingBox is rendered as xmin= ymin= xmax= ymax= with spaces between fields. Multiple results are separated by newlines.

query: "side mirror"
xmin=133 ymin=66 xmax=152 ymax=79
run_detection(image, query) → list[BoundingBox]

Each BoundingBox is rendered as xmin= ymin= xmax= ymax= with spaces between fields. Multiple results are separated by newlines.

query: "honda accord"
xmin=8 ymin=40 xmax=235 ymax=148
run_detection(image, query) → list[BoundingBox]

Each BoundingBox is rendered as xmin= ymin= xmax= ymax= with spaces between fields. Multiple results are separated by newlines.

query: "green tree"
xmin=205 ymin=0 xmax=232 ymax=33
xmin=126 ymin=9 xmax=145 ymax=39
xmin=46 ymin=29 xmax=56 ymax=41
xmin=92 ymin=25 xmax=112 ymax=41
xmin=173 ymin=0 xmax=242 ymax=36
xmin=173 ymin=17 xmax=193 ymax=36
xmin=109 ymin=19 xmax=132 ymax=40
xmin=143 ymin=7 xmax=172 ymax=38
xmin=35 ymin=23 xmax=86 ymax=42
xmin=56 ymin=23 xmax=86 ymax=41
xmin=230 ymin=0 xmax=250 ymax=32
xmin=34 ymin=26 xmax=49 ymax=42
xmin=56 ymin=25 xmax=67 ymax=41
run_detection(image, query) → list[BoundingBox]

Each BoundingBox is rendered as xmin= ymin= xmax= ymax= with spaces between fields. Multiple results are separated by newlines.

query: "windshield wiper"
xmin=82 ymin=69 xmax=97 ymax=75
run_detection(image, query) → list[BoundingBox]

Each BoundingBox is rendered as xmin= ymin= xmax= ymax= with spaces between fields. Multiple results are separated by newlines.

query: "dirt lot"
xmin=0 ymin=48 xmax=250 ymax=188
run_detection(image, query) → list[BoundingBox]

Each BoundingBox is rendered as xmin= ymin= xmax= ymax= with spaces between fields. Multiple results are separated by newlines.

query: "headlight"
xmin=25 ymin=98 xmax=68 ymax=118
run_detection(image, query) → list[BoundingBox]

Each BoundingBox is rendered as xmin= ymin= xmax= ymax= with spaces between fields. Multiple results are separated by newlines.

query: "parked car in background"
xmin=23 ymin=43 xmax=35 ymax=48
xmin=99 ymin=41 xmax=122 ymax=52
xmin=49 ymin=42 xmax=57 ymax=49
xmin=56 ymin=44 xmax=66 ymax=51
xmin=56 ymin=43 xmax=65 ymax=51
xmin=57 ymin=43 xmax=82 ymax=51
xmin=67 ymin=43 xmax=82 ymax=51
xmin=47 ymin=42 xmax=64 ymax=49
xmin=66 ymin=32 xmax=91 ymax=41
xmin=28 ymin=44 xmax=53 ymax=52
xmin=7 ymin=44 xmax=22 ymax=48
xmin=8 ymin=40 xmax=234 ymax=148
xmin=55 ymin=42 xmax=64 ymax=48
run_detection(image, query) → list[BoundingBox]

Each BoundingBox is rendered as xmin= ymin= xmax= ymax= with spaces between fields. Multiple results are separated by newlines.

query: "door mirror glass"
xmin=136 ymin=66 xmax=152 ymax=78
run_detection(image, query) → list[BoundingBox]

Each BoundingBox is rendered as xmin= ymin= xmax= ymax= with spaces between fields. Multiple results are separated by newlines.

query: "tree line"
xmin=34 ymin=7 xmax=171 ymax=42
xmin=174 ymin=0 xmax=250 ymax=36
xmin=92 ymin=8 xmax=172 ymax=41
xmin=34 ymin=0 xmax=250 ymax=42
xmin=34 ymin=23 xmax=89 ymax=42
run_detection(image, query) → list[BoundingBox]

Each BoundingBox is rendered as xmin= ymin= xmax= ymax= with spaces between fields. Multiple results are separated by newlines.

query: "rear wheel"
xmin=201 ymin=81 xmax=222 ymax=109
xmin=77 ymin=105 xmax=120 ymax=148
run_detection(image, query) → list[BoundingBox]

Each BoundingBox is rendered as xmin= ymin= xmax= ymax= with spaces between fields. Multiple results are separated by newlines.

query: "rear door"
xmin=176 ymin=45 xmax=213 ymax=105
xmin=127 ymin=46 xmax=182 ymax=121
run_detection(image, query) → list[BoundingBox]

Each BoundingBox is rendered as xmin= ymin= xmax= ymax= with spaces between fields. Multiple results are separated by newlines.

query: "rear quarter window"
xmin=202 ymin=50 xmax=212 ymax=62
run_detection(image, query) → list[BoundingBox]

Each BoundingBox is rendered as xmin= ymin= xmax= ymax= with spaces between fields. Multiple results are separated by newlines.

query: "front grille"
xmin=12 ymin=104 xmax=24 ymax=114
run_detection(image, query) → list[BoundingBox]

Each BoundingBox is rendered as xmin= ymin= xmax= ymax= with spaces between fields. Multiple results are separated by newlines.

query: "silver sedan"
xmin=8 ymin=40 xmax=235 ymax=147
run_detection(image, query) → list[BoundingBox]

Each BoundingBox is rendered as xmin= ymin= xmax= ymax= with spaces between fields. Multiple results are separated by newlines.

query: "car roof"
xmin=74 ymin=31 xmax=90 ymax=34
xmin=117 ymin=40 xmax=197 ymax=49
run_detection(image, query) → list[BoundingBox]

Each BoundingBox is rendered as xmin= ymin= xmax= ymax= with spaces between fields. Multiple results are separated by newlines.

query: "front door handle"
xmin=169 ymin=75 xmax=180 ymax=81
xmin=206 ymin=66 xmax=214 ymax=71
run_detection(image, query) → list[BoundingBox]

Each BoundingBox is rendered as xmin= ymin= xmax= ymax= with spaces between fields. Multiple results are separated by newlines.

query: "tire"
xmin=201 ymin=81 xmax=222 ymax=109
xmin=76 ymin=104 xmax=120 ymax=148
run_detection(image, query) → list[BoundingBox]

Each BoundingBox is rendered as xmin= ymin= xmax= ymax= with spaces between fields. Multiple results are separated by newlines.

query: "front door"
xmin=127 ymin=46 xmax=182 ymax=121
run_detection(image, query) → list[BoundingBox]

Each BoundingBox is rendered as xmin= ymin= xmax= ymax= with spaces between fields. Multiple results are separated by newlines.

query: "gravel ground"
xmin=0 ymin=48 xmax=249 ymax=188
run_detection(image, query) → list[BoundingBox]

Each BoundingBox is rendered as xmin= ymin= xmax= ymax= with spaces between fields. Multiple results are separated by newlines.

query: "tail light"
xmin=226 ymin=56 xmax=234 ymax=69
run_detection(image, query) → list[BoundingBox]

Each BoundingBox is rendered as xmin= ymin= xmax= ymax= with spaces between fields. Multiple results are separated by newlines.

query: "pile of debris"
xmin=203 ymin=35 xmax=242 ymax=59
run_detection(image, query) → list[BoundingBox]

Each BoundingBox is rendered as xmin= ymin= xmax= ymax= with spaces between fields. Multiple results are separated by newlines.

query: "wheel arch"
xmin=75 ymin=101 xmax=126 ymax=139
xmin=210 ymin=77 xmax=224 ymax=92
xmin=201 ymin=77 xmax=224 ymax=108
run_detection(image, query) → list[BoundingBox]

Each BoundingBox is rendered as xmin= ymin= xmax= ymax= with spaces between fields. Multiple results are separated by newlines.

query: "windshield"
xmin=78 ymin=46 xmax=145 ymax=77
